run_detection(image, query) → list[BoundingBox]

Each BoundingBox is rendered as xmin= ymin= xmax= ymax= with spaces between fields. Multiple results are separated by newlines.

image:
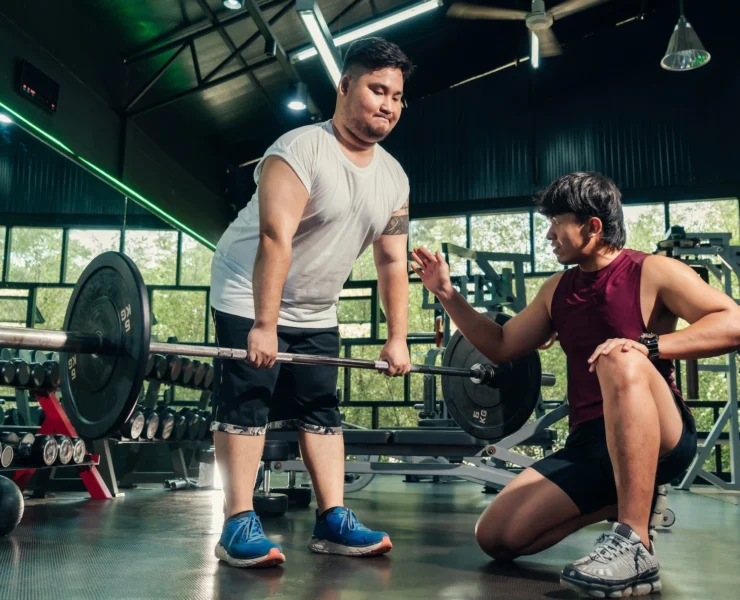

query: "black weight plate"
xmin=441 ymin=311 xmax=541 ymax=440
xmin=61 ymin=252 xmax=151 ymax=440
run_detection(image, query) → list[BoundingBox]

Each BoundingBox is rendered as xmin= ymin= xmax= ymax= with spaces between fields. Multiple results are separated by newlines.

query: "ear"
xmin=588 ymin=216 xmax=604 ymax=239
xmin=339 ymin=74 xmax=351 ymax=95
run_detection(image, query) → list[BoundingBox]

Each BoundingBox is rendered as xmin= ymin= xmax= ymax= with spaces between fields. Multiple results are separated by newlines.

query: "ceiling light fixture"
xmin=287 ymin=82 xmax=308 ymax=111
xmin=661 ymin=0 xmax=710 ymax=71
xmin=296 ymin=0 xmax=342 ymax=86
xmin=223 ymin=0 xmax=244 ymax=10
xmin=293 ymin=0 xmax=442 ymax=63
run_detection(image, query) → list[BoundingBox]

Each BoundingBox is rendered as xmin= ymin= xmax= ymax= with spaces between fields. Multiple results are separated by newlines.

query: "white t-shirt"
xmin=210 ymin=120 xmax=409 ymax=328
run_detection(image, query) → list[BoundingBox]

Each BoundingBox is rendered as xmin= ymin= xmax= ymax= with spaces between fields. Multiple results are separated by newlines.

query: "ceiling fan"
xmin=446 ymin=0 xmax=613 ymax=65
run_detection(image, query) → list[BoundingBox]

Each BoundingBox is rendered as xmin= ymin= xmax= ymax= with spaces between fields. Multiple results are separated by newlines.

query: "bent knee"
xmin=595 ymin=348 xmax=649 ymax=388
xmin=475 ymin=516 xmax=522 ymax=561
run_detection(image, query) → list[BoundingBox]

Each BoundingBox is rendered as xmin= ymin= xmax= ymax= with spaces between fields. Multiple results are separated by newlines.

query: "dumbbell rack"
xmin=9 ymin=390 xmax=111 ymax=499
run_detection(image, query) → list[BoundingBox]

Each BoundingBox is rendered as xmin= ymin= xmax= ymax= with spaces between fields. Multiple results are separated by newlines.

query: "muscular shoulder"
xmin=537 ymin=271 xmax=567 ymax=314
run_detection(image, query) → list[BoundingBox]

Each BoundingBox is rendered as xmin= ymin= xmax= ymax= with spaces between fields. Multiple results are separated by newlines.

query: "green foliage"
xmin=7 ymin=228 xmax=63 ymax=283
xmin=65 ymin=230 xmax=121 ymax=283
xmin=124 ymin=230 xmax=178 ymax=285
xmin=180 ymin=234 xmax=213 ymax=286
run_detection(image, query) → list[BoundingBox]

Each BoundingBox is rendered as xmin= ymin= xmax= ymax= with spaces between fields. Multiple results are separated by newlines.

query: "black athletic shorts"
xmin=209 ymin=309 xmax=342 ymax=436
xmin=531 ymin=396 xmax=697 ymax=514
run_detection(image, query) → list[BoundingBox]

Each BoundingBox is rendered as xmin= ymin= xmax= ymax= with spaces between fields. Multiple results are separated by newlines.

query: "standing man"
xmin=209 ymin=37 xmax=414 ymax=568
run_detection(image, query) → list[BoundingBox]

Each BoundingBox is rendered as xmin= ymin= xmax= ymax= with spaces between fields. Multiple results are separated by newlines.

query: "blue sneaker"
xmin=308 ymin=507 xmax=392 ymax=557
xmin=215 ymin=511 xmax=285 ymax=568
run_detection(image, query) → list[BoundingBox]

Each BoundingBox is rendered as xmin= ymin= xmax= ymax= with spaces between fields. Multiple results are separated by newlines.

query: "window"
xmin=410 ymin=217 xmax=468 ymax=276
xmin=623 ymin=204 xmax=666 ymax=254
xmin=65 ymin=229 xmax=121 ymax=283
xmin=35 ymin=288 xmax=74 ymax=330
xmin=124 ymin=230 xmax=178 ymax=285
xmin=0 ymin=293 xmax=28 ymax=326
xmin=669 ymin=199 xmax=740 ymax=242
xmin=470 ymin=211 xmax=532 ymax=275
xmin=8 ymin=228 xmax=63 ymax=283
xmin=180 ymin=234 xmax=214 ymax=286
xmin=347 ymin=345 xmax=404 ymax=401
xmin=151 ymin=290 xmax=207 ymax=343
xmin=533 ymin=213 xmax=561 ymax=273
xmin=337 ymin=289 xmax=373 ymax=339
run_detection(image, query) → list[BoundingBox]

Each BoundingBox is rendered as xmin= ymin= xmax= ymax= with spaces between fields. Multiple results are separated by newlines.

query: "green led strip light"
xmin=0 ymin=99 xmax=216 ymax=250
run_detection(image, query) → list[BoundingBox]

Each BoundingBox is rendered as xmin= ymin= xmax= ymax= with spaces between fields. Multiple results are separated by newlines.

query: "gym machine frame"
xmin=659 ymin=231 xmax=740 ymax=491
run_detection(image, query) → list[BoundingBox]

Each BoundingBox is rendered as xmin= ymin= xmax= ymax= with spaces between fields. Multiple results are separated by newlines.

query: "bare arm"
xmin=411 ymin=247 xmax=559 ymax=363
xmin=252 ymin=156 xmax=309 ymax=328
xmin=374 ymin=201 xmax=409 ymax=342
xmin=644 ymin=255 xmax=740 ymax=359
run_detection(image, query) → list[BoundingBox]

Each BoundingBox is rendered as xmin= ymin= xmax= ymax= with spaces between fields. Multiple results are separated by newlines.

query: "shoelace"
xmin=338 ymin=509 xmax=362 ymax=533
xmin=589 ymin=533 xmax=631 ymax=563
xmin=236 ymin=516 xmax=265 ymax=543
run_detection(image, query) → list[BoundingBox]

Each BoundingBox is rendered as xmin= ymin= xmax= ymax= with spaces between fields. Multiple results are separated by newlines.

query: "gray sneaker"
xmin=560 ymin=523 xmax=662 ymax=598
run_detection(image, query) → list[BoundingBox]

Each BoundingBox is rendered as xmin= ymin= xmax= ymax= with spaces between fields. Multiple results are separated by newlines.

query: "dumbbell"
xmin=11 ymin=360 xmax=30 ymax=387
xmin=0 ymin=361 xmax=16 ymax=386
xmin=32 ymin=350 xmax=50 ymax=364
xmin=29 ymin=362 xmax=59 ymax=389
xmin=44 ymin=361 xmax=61 ymax=388
xmin=202 ymin=363 xmax=214 ymax=390
xmin=4 ymin=408 xmax=22 ymax=426
xmin=179 ymin=408 xmax=202 ymax=440
xmin=178 ymin=359 xmax=195 ymax=387
xmin=253 ymin=441 xmax=289 ymax=518
xmin=155 ymin=407 xmax=175 ymax=440
xmin=171 ymin=409 xmax=188 ymax=441
xmin=120 ymin=407 xmax=146 ymax=440
xmin=0 ymin=439 xmax=13 ymax=468
xmin=54 ymin=435 xmax=74 ymax=465
xmin=0 ymin=408 xmax=4 ymax=427
xmin=192 ymin=361 xmax=206 ymax=389
xmin=146 ymin=354 xmax=167 ymax=380
xmin=0 ymin=348 xmax=13 ymax=360
xmin=165 ymin=356 xmax=183 ymax=383
xmin=141 ymin=407 xmax=160 ymax=440
xmin=70 ymin=437 xmax=86 ymax=464
xmin=196 ymin=410 xmax=211 ymax=439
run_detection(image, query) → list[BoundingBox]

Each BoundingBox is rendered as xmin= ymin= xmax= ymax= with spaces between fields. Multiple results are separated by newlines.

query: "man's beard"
xmin=350 ymin=115 xmax=390 ymax=143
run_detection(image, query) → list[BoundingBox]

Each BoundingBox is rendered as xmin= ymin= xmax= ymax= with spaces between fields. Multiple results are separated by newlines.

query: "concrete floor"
xmin=1 ymin=477 xmax=739 ymax=599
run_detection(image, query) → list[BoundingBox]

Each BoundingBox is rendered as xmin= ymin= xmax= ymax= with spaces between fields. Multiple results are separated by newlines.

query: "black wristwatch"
xmin=638 ymin=332 xmax=660 ymax=360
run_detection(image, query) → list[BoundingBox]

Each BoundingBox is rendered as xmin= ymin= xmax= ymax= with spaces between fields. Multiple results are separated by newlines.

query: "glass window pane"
xmin=533 ymin=213 xmax=561 ymax=273
xmin=352 ymin=246 xmax=377 ymax=281
xmin=8 ymin=228 xmax=63 ymax=283
xmin=470 ymin=212 xmax=532 ymax=275
xmin=0 ymin=227 xmax=6 ymax=280
xmin=65 ymin=230 xmax=121 ymax=283
xmin=379 ymin=406 xmax=418 ymax=427
xmin=525 ymin=276 xmax=548 ymax=306
xmin=35 ymin=288 xmax=74 ymax=330
xmin=337 ymin=296 xmax=372 ymax=339
xmin=124 ymin=230 xmax=178 ymax=285
xmin=348 ymin=345 xmax=404 ymax=401
xmin=623 ymin=204 xmax=666 ymax=254
xmin=152 ymin=290 xmax=207 ymax=342
xmin=410 ymin=217 xmax=467 ymax=276
xmin=669 ymin=199 xmax=740 ymax=242
xmin=180 ymin=234 xmax=214 ymax=286
xmin=0 ymin=297 xmax=28 ymax=326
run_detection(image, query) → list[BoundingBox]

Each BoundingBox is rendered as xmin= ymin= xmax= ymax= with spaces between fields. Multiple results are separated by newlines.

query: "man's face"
xmin=546 ymin=213 xmax=598 ymax=265
xmin=341 ymin=67 xmax=404 ymax=143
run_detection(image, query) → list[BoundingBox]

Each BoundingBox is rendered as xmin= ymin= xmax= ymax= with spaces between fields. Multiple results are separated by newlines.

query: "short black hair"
xmin=341 ymin=37 xmax=414 ymax=81
xmin=535 ymin=172 xmax=627 ymax=250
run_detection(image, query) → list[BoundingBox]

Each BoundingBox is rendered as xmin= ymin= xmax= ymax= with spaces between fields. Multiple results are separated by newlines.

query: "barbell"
xmin=0 ymin=252 xmax=553 ymax=440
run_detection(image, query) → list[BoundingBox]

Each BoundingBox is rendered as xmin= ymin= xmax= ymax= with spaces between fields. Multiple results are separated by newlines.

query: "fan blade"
xmin=447 ymin=3 xmax=528 ymax=20
xmin=535 ymin=27 xmax=563 ymax=57
xmin=549 ymin=0 xmax=612 ymax=20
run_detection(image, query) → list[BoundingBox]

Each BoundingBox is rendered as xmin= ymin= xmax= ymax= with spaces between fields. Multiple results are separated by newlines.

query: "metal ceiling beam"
xmin=203 ymin=0 xmax=294 ymax=83
xmin=124 ymin=43 xmax=188 ymax=112
xmin=327 ymin=0 xmax=368 ymax=27
xmin=123 ymin=0 xmax=285 ymax=65
xmin=127 ymin=56 xmax=276 ymax=117
xmin=243 ymin=0 xmax=322 ymax=118
xmin=194 ymin=0 xmax=287 ymax=126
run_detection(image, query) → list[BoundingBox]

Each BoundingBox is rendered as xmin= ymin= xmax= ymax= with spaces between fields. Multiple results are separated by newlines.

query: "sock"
xmin=317 ymin=506 xmax=343 ymax=521
xmin=227 ymin=509 xmax=256 ymax=520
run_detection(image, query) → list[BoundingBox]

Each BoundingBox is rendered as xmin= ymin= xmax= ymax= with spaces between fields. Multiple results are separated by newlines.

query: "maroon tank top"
xmin=550 ymin=249 xmax=682 ymax=431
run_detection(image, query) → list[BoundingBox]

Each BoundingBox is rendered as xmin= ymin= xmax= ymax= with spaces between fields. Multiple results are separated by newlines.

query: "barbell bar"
xmin=0 ymin=328 xmax=490 ymax=382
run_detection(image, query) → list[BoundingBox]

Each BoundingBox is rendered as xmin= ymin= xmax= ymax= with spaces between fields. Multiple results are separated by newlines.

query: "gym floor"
xmin=1 ymin=478 xmax=739 ymax=599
